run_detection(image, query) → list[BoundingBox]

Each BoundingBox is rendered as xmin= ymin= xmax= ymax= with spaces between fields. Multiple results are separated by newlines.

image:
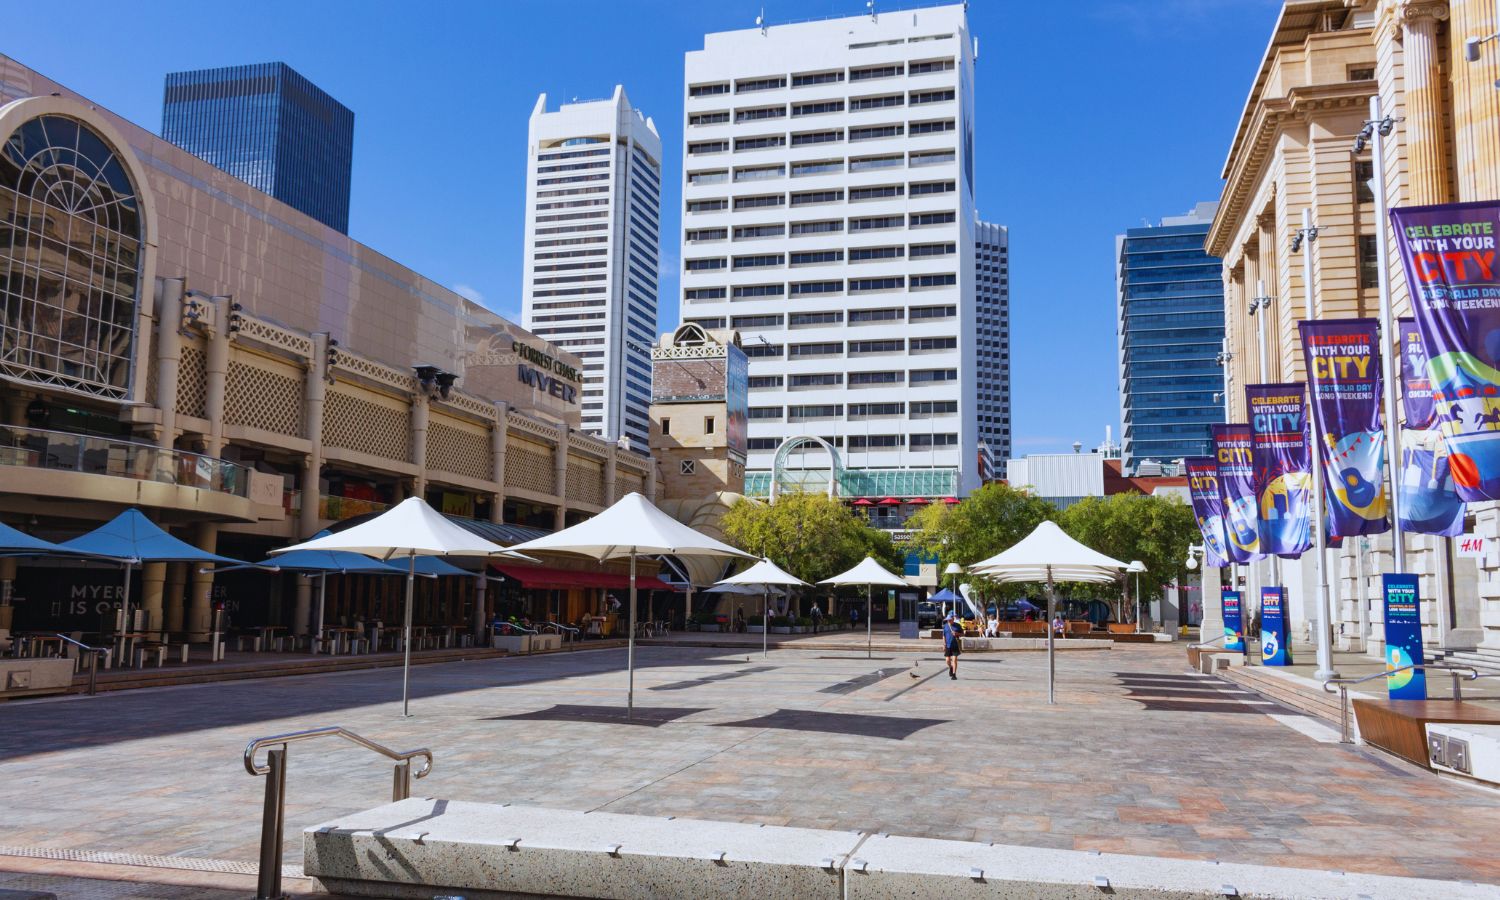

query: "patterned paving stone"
xmin=2 ymin=643 xmax=1500 ymax=886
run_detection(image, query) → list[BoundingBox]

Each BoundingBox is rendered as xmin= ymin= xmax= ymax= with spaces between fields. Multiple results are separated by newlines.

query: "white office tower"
xmin=522 ymin=87 xmax=662 ymax=450
xmin=680 ymin=4 xmax=979 ymax=499
xmin=974 ymin=218 xmax=1010 ymax=478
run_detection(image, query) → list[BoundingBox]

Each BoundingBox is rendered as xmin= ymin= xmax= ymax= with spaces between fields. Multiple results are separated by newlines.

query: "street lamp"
xmin=943 ymin=562 xmax=963 ymax=618
xmin=1127 ymin=560 xmax=1147 ymax=632
xmin=1185 ymin=544 xmax=1202 ymax=570
xmin=1293 ymin=210 xmax=1338 ymax=683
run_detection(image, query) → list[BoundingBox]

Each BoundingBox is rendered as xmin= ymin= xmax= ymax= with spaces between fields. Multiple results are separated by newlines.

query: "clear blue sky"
xmin=6 ymin=0 xmax=1278 ymax=455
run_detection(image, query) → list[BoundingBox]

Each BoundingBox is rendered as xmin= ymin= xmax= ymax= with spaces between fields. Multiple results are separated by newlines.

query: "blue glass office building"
xmin=1116 ymin=202 xmax=1225 ymax=473
xmin=162 ymin=63 xmax=354 ymax=233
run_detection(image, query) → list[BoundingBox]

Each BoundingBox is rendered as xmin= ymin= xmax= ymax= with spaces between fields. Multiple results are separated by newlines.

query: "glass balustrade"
xmin=0 ymin=425 xmax=250 ymax=497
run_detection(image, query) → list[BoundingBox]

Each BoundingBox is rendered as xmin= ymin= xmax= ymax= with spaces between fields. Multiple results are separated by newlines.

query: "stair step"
xmin=1220 ymin=668 xmax=1344 ymax=723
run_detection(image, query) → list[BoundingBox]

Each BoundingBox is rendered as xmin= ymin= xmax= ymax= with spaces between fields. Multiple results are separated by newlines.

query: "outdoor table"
xmin=18 ymin=634 xmax=63 ymax=658
xmin=255 ymin=625 xmax=286 ymax=652
xmin=324 ymin=627 xmax=360 ymax=655
xmin=114 ymin=632 xmax=150 ymax=668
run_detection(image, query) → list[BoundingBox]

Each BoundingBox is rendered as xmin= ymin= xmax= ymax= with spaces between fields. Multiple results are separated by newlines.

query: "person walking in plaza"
xmin=942 ymin=612 xmax=962 ymax=680
xmin=810 ymin=602 xmax=823 ymax=634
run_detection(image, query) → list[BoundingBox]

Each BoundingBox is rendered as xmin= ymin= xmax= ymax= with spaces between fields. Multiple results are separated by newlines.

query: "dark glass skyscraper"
xmin=162 ymin=62 xmax=354 ymax=233
xmin=1116 ymin=202 xmax=1225 ymax=473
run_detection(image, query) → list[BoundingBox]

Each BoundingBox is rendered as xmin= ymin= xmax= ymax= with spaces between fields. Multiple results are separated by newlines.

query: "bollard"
xmin=257 ymin=747 xmax=287 ymax=900
xmin=86 ymin=650 xmax=98 ymax=697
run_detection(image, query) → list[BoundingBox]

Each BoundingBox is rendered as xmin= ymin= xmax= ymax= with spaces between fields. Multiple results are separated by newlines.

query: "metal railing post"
xmin=1339 ymin=685 xmax=1352 ymax=744
xmin=257 ymin=746 xmax=287 ymax=900
xmin=87 ymin=650 xmax=98 ymax=696
xmin=1453 ymin=670 xmax=1464 ymax=701
xmin=393 ymin=760 xmax=411 ymax=801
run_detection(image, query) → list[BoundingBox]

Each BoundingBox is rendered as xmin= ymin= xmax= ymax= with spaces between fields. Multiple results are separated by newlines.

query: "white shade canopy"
xmin=705 ymin=582 xmax=786 ymax=596
xmin=716 ymin=557 xmax=809 ymax=589
xmin=968 ymin=521 xmax=1127 ymax=584
xmin=505 ymin=492 xmax=754 ymax=561
xmin=273 ymin=497 xmax=528 ymax=560
xmin=819 ymin=556 xmax=907 ymax=587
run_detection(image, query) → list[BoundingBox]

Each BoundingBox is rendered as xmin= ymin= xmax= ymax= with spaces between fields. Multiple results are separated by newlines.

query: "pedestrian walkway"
xmin=4 ymin=642 xmax=1500 ymax=888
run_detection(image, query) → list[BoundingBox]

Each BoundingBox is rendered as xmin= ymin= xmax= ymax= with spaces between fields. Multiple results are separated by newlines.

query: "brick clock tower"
xmin=648 ymin=324 xmax=748 ymax=500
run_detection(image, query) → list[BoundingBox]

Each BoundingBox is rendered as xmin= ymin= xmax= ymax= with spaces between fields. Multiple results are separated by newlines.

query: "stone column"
xmin=1401 ymin=2 xmax=1452 ymax=205
xmin=1199 ymin=567 xmax=1225 ymax=644
xmin=0 ymin=557 xmax=15 ymax=632
xmin=411 ymin=393 xmax=430 ymax=499
xmin=491 ymin=402 xmax=509 ymax=524
xmin=163 ymin=562 xmax=187 ymax=635
xmin=204 ymin=296 xmax=232 ymax=456
xmin=646 ymin=458 xmax=658 ymax=502
xmin=604 ymin=445 xmax=619 ymax=506
xmin=472 ymin=574 xmax=489 ymax=643
xmin=140 ymin=562 xmax=167 ymax=640
xmin=554 ymin=427 xmax=569 ymax=530
xmin=155 ymin=278 xmax=184 ymax=450
xmin=186 ymin=523 xmax=218 ymax=640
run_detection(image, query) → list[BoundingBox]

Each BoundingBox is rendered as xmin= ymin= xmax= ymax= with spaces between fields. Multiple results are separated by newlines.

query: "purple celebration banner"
xmin=1398 ymin=318 xmax=1436 ymax=430
xmin=1390 ymin=201 xmax=1500 ymax=501
xmin=1298 ymin=319 xmax=1389 ymax=537
xmin=1185 ymin=458 xmax=1230 ymax=568
xmin=1247 ymin=384 xmax=1314 ymax=558
xmin=1398 ymin=318 xmax=1467 ymax=535
xmin=1212 ymin=424 xmax=1262 ymax=563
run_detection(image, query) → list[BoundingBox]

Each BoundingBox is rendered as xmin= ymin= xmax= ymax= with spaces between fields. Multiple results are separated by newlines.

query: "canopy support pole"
xmin=315 ymin=572 xmax=327 ymax=652
xmin=627 ymin=551 xmax=637 ymax=719
xmin=119 ymin=561 xmax=133 ymax=665
xmin=763 ymin=589 xmax=769 ymax=660
xmin=401 ymin=552 xmax=414 ymax=717
xmin=866 ymin=585 xmax=873 ymax=659
xmin=1046 ymin=565 xmax=1056 ymax=705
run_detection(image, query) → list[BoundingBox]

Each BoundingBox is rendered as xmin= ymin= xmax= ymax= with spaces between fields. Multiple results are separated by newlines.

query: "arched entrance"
xmin=769 ymin=435 xmax=843 ymax=503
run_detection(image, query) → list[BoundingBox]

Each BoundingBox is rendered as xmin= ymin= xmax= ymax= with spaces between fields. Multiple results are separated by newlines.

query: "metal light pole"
xmin=1217 ymin=345 xmax=1239 ymax=594
xmin=1250 ymin=282 xmax=1281 ymax=592
xmin=1128 ymin=560 xmax=1146 ymax=631
xmin=1363 ymin=95 xmax=1408 ymax=574
xmin=1297 ymin=209 xmax=1338 ymax=681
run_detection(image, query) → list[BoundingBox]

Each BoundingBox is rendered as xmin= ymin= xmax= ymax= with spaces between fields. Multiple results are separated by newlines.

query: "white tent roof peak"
xmin=273 ymin=497 xmax=526 ymax=560
xmin=715 ymin=557 xmax=808 ymax=588
xmin=819 ymin=556 xmax=907 ymax=587
xmin=505 ymin=492 xmax=755 ymax=561
xmin=967 ymin=520 xmax=1127 ymax=584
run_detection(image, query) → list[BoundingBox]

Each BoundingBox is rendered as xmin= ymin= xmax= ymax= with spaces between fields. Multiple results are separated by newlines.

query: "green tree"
xmin=720 ymin=492 xmax=903 ymax=585
xmin=904 ymin=482 xmax=1058 ymax=604
xmin=1057 ymin=492 xmax=1198 ymax=619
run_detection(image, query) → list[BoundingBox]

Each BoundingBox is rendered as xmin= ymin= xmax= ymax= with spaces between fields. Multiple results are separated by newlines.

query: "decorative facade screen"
xmin=0 ymin=115 xmax=142 ymax=400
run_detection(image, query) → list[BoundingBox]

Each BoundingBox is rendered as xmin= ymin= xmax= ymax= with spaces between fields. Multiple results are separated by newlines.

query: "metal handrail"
xmin=543 ymin=621 xmax=580 ymax=651
xmin=243 ymin=726 xmax=432 ymax=899
xmin=54 ymin=633 xmax=108 ymax=696
xmin=1320 ymin=663 xmax=1480 ymax=744
xmin=1187 ymin=633 xmax=1228 ymax=651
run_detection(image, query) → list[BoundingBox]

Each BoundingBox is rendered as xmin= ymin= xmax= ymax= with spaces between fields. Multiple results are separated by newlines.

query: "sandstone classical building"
xmin=1204 ymin=0 xmax=1500 ymax=658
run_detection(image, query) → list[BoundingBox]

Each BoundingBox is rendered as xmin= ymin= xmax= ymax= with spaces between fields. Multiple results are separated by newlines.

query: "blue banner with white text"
xmin=1382 ymin=574 xmax=1427 ymax=700
xmin=1213 ymin=424 xmax=1264 ymax=564
xmin=1298 ymin=318 xmax=1390 ymax=537
xmin=1260 ymin=586 xmax=1290 ymax=666
xmin=1222 ymin=590 xmax=1245 ymax=653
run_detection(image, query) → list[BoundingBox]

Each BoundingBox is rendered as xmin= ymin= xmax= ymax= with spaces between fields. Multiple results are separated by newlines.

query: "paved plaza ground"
xmin=4 ymin=640 xmax=1500 ymax=892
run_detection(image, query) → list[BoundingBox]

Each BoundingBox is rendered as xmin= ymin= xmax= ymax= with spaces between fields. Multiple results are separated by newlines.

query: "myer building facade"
xmin=1203 ymin=0 xmax=1500 ymax=663
xmin=678 ymin=4 xmax=981 ymax=500
xmin=0 ymin=56 xmax=654 ymax=641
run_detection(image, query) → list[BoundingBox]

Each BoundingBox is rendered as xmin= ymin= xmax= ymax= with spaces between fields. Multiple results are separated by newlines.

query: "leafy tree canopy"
xmin=720 ymin=492 xmax=904 ymax=585
xmin=1057 ymin=492 xmax=1197 ymax=597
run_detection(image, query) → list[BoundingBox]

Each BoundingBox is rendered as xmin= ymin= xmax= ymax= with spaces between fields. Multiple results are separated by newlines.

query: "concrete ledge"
xmin=0 ymin=658 xmax=74 ymax=700
xmin=961 ymin=637 xmax=1110 ymax=652
xmin=303 ymin=798 xmax=1497 ymax=899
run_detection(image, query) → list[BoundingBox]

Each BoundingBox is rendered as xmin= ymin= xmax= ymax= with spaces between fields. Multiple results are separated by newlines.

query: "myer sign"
xmin=512 ymin=341 xmax=579 ymax=404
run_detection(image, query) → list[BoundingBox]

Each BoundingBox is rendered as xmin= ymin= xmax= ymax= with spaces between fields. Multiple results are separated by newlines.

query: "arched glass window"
xmin=0 ymin=114 xmax=142 ymax=399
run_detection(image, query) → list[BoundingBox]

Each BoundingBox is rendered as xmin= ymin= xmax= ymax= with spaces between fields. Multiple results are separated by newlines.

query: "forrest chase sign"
xmin=513 ymin=340 xmax=579 ymax=404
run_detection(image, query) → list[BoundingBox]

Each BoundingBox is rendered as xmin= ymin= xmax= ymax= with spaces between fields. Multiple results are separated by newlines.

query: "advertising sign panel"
xmin=1260 ymin=586 xmax=1290 ymax=666
xmin=1185 ymin=457 xmax=1230 ymax=568
xmin=1396 ymin=318 xmax=1467 ymax=536
xmin=1382 ymin=573 xmax=1427 ymax=700
xmin=1222 ymin=590 xmax=1245 ymax=653
xmin=726 ymin=343 xmax=748 ymax=461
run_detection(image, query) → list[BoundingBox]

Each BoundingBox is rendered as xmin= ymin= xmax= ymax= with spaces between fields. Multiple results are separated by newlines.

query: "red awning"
xmin=850 ymin=498 xmax=874 ymax=507
xmin=941 ymin=497 xmax=960 ymax=505
xmin=878 ymin=497 xmax=901 ymax=506
xmin=907 ymin=498 xmax=930 ymax=506
xmin=492 ymin=564 xmax=675 ymax=591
